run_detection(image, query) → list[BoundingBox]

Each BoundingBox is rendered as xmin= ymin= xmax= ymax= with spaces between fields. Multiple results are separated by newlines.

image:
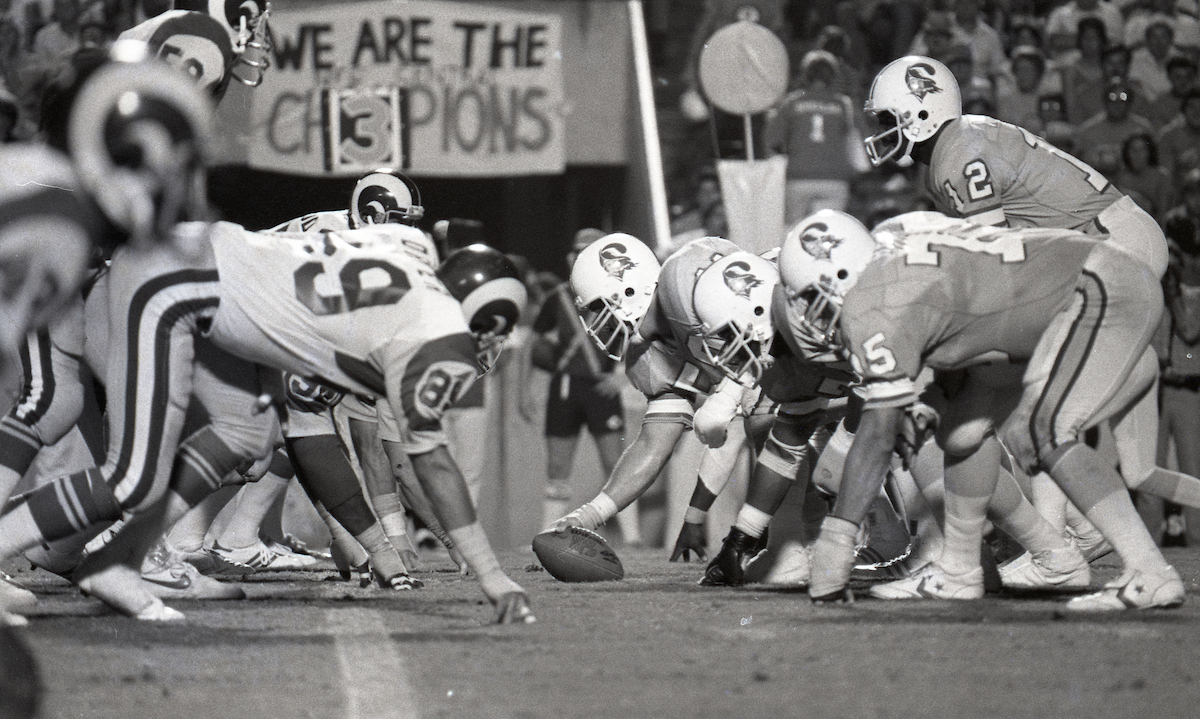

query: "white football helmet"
xmin=350 ymin=169 xmax=424 ymax=228
xmin=692 ymin=251 xmax=780 ymax=387
xmin=438 ymin=244 xmax=528 ymax=371
xmin=778 ymin=210 xmax=881 ymax=360
xmin=68 ymin=57 xmax=215 ymax=250
xmin=864 ymin=56 xmax=961 ymax=167
xmin=117 ymin=11 xmax=235 ymax=97
xmin=569 ymin=233 xmax=661 ymax=360
xmin=176 ymin=0 xmax=272 ymax=86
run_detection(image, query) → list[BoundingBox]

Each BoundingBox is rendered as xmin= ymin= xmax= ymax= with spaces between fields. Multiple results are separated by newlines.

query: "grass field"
xmin=8 ymin=543 xmax=1200 ymax=719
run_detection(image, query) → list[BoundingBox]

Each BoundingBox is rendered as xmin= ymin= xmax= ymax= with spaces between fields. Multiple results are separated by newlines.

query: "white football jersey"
xmin=268 ymin=210 xmax=439 ymax=269
xmin=206 ymin=221 xmax=476 ymax=453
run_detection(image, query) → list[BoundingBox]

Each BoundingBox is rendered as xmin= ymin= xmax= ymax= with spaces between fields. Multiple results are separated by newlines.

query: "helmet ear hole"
xmin=919 ymin=110 xmax=929 ymax=120
xmin=624 ymin=287 xmax=635 ymax=297
xmin=837 ymin=269 xmax=849 ymax=280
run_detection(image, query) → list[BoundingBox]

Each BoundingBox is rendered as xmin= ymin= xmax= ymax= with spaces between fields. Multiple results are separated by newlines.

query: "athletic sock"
xmin=940 ymin=492 xmax=990 ymax=576
xmin=734 ymin=505 xmax=772 ymax=540
xmin=354 ymin=523 xmax=406 ymax=581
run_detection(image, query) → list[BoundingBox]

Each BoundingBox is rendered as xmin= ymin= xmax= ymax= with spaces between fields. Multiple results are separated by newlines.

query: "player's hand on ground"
xmin=491 ymin=591 xmax=536 ymax=625
xmin=448 ymin=544 xmax=471 ymax=576
xmin=669 ymin=521 xmax=708 ymax=562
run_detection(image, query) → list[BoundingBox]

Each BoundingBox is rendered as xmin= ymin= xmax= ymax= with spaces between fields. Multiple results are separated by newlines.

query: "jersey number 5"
xmin=294 ymin=258 xmax=411 ymax=316
xmin=851 ymin=332 xmax=897 ymax=376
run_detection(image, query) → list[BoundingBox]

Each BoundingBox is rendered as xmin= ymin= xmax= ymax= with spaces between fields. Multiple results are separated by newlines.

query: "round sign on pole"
xmin=698 ymin=20 xmax=789 ymax=115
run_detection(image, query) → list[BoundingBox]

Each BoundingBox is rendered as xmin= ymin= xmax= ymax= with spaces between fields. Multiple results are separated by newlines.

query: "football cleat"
xmin=377 ymin=572 xmax=424 ymax=591
xmin=743 ymin=541 xmax=810 ymax=587
xmin=699 ymin=528 xmax=758 ymax=587
xmin=999 ymin=548 xmax=1091 ymax=591
xmin=869 ymin=563 xmax=985 ymax=600
xmin=175 ymin=542 xmax=255 ymax=576
xmin=1064 ymin=567 xmax=1185 ymax=612
xmin=76 ymin=562 xmax=185 ymax=620
xmin=210 ymin=540 xmax=322 ymax=572
xmin=141 ymin=542 xmax=246 ymax=600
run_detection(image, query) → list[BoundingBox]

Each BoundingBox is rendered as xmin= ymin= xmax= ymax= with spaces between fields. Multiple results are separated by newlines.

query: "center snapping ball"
xmin=532 ymin=527 xmax=625 ymax=582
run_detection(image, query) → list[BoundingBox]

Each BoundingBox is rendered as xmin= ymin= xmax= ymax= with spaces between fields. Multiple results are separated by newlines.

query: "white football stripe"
xmin=326 ymin=608 xmax=420 ymax=719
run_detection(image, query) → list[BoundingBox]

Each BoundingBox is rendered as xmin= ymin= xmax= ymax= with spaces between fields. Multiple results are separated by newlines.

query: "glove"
xmin=669 ymin=521 xmax=708 ymax=562
xmin=491 ymin=591 xmax=537 ymax=625
xmin=694 ymin=378 xmax=742 ymax=448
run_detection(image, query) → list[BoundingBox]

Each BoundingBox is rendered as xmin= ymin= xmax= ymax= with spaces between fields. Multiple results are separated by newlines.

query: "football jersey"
xmin=206 ymin=221 xmax=477 ymax=453
xmin=926 ymin=116 xmax=1123 ymax=232
xmin=267 ymin=211 xmax=439 ymax=269
xmin=625 ymin=237 xmax=742 ymax=400
xmin=764 ymin=283 xmax=858 ymax=405
xmin=763 ymin=88 xmax=861 ymax=182
xmin=840 ymin=223 xmax=1097 ymax=409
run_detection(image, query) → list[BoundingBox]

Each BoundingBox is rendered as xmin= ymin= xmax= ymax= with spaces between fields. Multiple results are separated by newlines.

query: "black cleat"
xmin=698 ymin=528 xmax=756 ymax=587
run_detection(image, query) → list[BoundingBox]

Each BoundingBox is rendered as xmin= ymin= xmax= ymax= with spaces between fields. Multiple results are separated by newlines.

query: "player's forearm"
xmin=830 ymin=406 xmax=901 ymax=525
xmin=406 ymin=444 xmax=478 ymax=532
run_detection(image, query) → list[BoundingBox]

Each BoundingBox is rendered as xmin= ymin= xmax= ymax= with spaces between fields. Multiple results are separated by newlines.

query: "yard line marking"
xmin=326 ymin=608 xmax=420 ymax=719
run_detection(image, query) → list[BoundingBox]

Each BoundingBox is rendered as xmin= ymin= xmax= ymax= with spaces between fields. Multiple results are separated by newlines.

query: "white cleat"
xmin=999 ymin=548 xmax=1091 ymax=590
xmin=869 ymin=562 xmax=984 ymax=600
xmin=134 ymin=601 xmax=187 ymax=622
xmin=744 ymin=542 xmax=809 ymax=587
xmin=1065 ymin=567 xmax=1185 ymax=612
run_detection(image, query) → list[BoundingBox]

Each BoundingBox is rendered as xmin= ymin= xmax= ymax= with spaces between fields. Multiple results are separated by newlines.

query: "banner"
xmin=717 ymin=156 xmax=786 ymax=255
xmin=249 ymin=0 xmax=565 ymax=177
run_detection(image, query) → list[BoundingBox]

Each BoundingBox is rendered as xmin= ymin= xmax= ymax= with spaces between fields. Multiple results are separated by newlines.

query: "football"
xmin=532 ymin=527 xmax=625 ymax=582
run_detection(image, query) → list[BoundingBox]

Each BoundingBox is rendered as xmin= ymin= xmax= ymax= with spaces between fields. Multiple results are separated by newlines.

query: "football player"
xmin=2 ymin=19 xmax=274 ymax=604
xmin=546 ymin=236 xmax=774 ymax=565
xmin=0 ymin=60 xmax=534 ymax=625
xmin=789 ymin=210 xmax=1184 ymax=610
xmin=864 ymin=55 xmax=1194 ymax=575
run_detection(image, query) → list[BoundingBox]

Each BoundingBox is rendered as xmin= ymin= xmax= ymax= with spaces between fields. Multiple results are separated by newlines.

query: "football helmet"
xmin=350 ymin=169 xmax=424 ymax=228
xmin=68 ymin=57 xmax=215 ymax=250
xmin=437 ymin=244 xmax=528 ymax=371
xmin=692 ymin=251 xmax=780 ymax=387
xmin=778 ymin=210 xmax=880 ymax=360
xmin=176 ymin=0 xmax=272 ymax=86
xmin=569 ymin=233 xmax=661 ymax=360
xmin=864 ymin=56 xmax=961 ymax=167
xmin=117 ymin=11 xmax=235 ymax=97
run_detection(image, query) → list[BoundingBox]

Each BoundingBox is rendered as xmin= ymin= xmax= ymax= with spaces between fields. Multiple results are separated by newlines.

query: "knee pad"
xmin=937 ymin=416 xmax=994 ymax=458
xmin=758 ymin=426 xmax=809 ymax=480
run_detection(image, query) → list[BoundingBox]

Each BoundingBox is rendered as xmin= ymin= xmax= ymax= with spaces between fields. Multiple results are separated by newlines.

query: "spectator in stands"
xmin=910 ymin=12 xmax=963 ymax=64
xmin=1156 ymin=88 xmax=1200 ymax=197
xmin=941 ymin=43 xmax=997 ymax=114
xmin=1124 ymin=0 xmax=1200 ymax=55
xmin=813 ymin=24 xmax=865 ymax=107
xmin=1007 ymin=18 xmax=1045 ymax=57
xmin=1128 ymin=18 xmax=1181 ymax=103
xmin=1114 ymin=133 xmax=1174 ymax=221
xmin=1144 ymin=55 xmax=1199 ymax=130
xmin=1045 ymin=0 xmax=1124 ymax=60
xmin=996 ymin=45 xmax=1052 ymax=132
xmin=1060 ymin=17 xmax=1111 ymax=125
xmin=1076 ymin=80 xmax=1156 ymax=176
xmin=951 ymin=0 xmax=1007 ymax=85
xmin=762 ymin=49 xmax=870 ymax=224
xmin=1038 ymin=93 xmax=1079 ymax=152
xmin=1157 ymin=169 xmax=1200 ymax=546
xmin=31 ymin=0 xmax=81 ymax=65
